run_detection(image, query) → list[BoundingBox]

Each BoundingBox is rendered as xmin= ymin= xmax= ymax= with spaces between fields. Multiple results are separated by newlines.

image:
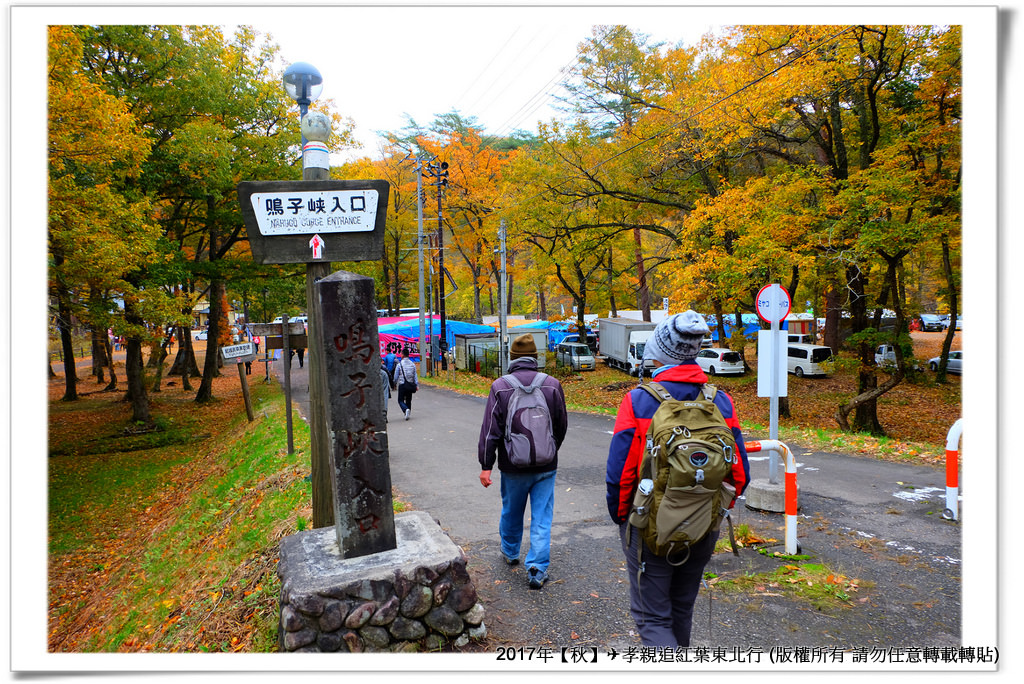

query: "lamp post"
xmin=282 ymin=62 xmax=324 ymax=146
xmin=283 ymin=62 xmax=334 ymax=529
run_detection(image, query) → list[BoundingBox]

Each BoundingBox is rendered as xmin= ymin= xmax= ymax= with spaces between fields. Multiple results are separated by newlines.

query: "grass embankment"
xmin=48 ymin=377 xmax=313 ymax=652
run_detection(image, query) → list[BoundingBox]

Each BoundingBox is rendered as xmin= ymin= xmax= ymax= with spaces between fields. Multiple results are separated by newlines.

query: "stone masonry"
xmin=277 ymin=510 xmax=486 ymax=653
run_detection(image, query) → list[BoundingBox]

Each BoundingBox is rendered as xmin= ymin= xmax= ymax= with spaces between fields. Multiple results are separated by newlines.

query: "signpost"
xmin=756 ymin=283 xmax=791 ymax=484
xmin=249 ymin=320 xmax=306 ymax=454
xmin=222 ymin=342 xmax=258 ymax=423
xmin=237 ymin=180 xmax=388 ymax=265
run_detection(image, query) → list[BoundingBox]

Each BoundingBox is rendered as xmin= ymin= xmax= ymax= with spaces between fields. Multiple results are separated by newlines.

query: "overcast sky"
xmin=258 ymin=5 xmax=716 ymax=161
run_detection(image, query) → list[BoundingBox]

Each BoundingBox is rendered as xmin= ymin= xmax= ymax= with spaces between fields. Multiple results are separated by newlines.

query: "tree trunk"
xmin=57 ymin=294 xmax=78 ymax=402
xmin=713 ymin=299 xmax=726 ymax=348
xmin=168 ymin=325 xmax=200 ymax=378
xmin=91 ymin=328 xmax=108 ymax=382
xmin=633 ymin=226 xmax=650 ymax=321
xmin=195 ymin=279 xmax=223 ymax=402
xmin=936 ymin=234 xmax=959 ymax=383
xmin=847 ymin=265 xmax=884 ymax=435
xmin=196 ymin=196 xmax=222 ymax=403
xmin=823 ymin=283 xmax=841 ymax=354
xmin=606 ymin=247 xmax=617 ymax=318
xmin=121 ymin=292 xmax=151 ymax=424
xmin=150 ymin=333 xmax=172 ymax=392
xmin=124 ymin=334 xmax=152 ymax=424
xmin=103 ymin=335 xmax=117 ymax=391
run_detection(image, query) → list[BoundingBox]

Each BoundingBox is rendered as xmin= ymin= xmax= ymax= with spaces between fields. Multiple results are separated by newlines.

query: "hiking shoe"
xmin=502 ymin=554 xmax=519 ymax=566
xmin=404 ymin=408 xmax=411 ymax=420
xmin=528 ymin=567 xmax=547 ymax=590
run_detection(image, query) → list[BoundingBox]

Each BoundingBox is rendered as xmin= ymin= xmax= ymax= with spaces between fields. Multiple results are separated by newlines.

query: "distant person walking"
xmin=394 ymin=347 xmax=418 ymax=420
xmin=606 ymin=311 xmax=750 ymax=646
xmin=383 ymin=350 xmax=398 ymax=383
xmin=478 ymin=334 xmax=568 ymax=590
xmin=380 ymin=363 xmax=392 ymax=423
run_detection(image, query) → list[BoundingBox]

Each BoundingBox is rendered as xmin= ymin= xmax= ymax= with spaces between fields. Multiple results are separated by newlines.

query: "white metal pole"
xmin=943 ymin=419 xmax=963 ymax=521
xmin=769 ymin=287 xmax=780 ymax=484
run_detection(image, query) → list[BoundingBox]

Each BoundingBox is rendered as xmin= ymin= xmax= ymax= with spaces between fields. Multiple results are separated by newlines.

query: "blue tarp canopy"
xmin=510 ymin=319 xmax=595 ymax=349
xmin=378 ymin=316 xmax=494 ymax=349
xmin=704 ymin=313 xmax=763 ymax=341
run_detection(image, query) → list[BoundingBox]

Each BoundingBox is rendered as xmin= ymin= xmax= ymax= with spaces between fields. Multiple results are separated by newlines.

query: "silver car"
xmin=929 ymin=350 xmax=962 ymax=374
xmin=555 ymin=342 xmax=595 ymax=371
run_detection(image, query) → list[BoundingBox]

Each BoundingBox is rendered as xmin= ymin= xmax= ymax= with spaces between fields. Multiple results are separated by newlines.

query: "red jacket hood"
xmin=649 ymin=362 xmax=709 ymax=385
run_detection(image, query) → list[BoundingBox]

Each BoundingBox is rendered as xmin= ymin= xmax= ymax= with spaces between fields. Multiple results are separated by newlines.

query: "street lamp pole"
xmin=283 ymin=62 xmax=335 ymax=529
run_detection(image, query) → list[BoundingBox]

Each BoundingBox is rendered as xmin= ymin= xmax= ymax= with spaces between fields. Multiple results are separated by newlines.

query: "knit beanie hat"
xmin=509 ymin=333 xmax=537 ymax=359
xmin=642 ymin=311 xmax=710 ymax=366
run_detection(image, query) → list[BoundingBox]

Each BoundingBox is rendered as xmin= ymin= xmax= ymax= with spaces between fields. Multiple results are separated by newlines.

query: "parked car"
xmin=918 ymin=314 xmax=945 ymax=332
xmin=788 ymin=344 xmax=834 ymax=377
xmin=875 ymin=344 xmax=921 ymax=370
xmin=875 ymin=344 xmax=897 ymax=367
xmin=194 ymin=329 xmax=208 ymax=340
xmin=695 ymin=348 xmax=745 ymax=376
xmin=929 ymin=350 xmax=962 ymax=374
xmin=787 ymin=333 xmax=813 ymax=344
xmin=555 ymin=341 xmax=596 ymax=371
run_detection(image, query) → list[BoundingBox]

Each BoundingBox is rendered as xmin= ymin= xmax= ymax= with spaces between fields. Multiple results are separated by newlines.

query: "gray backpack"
xmin=504 ymin=373 xmax=557 ymax=467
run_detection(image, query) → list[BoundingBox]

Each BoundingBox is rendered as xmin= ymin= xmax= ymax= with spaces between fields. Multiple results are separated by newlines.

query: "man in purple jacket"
xmin=478 ymin=334 xmax=568 ymax=589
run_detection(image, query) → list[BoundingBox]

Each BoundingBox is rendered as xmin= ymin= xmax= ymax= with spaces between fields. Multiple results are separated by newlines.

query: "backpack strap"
xmin=701 ymin=383 xmax=718 ymax=402
xmin=639 ymin=381 xmax=673 ymax=403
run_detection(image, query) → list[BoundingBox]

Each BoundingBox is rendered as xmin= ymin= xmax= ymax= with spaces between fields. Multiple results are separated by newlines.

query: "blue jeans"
xmin=499 ymin=470 xmax=556 ymax=574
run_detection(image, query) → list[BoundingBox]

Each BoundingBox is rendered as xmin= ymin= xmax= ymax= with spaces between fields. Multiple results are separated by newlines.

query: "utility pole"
xmin=498 ymin=219 xmax=508 ymax=376
xmin=426 ymin=160 xmax=449 ymax=369
xmin=415 ymin=157 xmax=427 ymax=378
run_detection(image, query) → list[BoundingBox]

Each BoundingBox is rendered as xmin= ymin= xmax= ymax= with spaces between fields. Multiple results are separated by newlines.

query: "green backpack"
xmin=627 ymin=382 xmax=740 ymax=565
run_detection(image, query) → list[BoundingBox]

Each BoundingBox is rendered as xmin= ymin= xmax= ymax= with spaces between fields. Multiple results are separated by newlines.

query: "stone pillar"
xmin=316 ymin=271 xmax=397 ymax=558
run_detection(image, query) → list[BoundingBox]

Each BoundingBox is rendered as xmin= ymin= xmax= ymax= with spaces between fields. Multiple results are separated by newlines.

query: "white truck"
xmin=598 ymin=318 xmax=657 ymax=376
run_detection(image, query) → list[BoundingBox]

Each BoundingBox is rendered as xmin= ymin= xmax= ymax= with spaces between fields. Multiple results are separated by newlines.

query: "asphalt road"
xmin=275 ymin=358 xmax=964 ymax=652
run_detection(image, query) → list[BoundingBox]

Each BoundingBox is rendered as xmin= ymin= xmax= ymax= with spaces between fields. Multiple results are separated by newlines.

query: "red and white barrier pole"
xmin=943 ymin=419 xmax=963 ymax=521
xmin=745 ymin=439 xmax=799 ymax=554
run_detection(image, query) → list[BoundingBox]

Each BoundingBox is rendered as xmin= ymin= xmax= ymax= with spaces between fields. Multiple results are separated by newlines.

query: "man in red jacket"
xmin=606 ymin=311 xmax=749 ymax=646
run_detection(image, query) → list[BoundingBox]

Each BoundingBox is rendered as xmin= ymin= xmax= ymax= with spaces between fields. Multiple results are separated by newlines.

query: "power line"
xmin=484 ymin=25 xmax=856 ymax=221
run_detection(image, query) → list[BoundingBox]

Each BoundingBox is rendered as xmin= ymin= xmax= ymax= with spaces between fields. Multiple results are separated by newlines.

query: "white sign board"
xmin=757 ymin=330 xmax=788 ymax=397
xmin=248 ymin=189 xmax=380 ymax=236
xmin=756 ymin=283 xmax=791 ymax=324
xmin=222 ymin=342 xmax=257 ymax=360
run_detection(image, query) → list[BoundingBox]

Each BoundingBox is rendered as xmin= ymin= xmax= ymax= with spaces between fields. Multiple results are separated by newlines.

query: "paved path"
xmin=275 ymin=359 xmax=963 ymax=652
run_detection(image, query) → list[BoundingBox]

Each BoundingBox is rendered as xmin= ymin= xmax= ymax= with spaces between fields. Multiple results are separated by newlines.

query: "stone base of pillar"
xmin=743 ymin=477 xmax=799 ymax=513
xmin=277 ymin=510 xmax=485 ymax=653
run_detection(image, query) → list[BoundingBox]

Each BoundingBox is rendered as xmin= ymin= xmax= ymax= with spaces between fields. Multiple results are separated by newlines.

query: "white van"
xmin=787 ymin=344 xmax=834 ymax=377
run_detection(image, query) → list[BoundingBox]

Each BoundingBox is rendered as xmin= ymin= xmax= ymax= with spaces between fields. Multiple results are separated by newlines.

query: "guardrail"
xmin=745 ymin=439 xmax=799 ymax=554
xmin=944 ymin=419 xmax=963 ymax=521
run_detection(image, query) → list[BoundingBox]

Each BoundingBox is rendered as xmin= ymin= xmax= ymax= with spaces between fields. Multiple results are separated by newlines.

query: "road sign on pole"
xmin=237 ymin=179 xmax=389 ymax=264
xmin=755 ymin=283 xmax=790 ymax=484
xmin=221 ymin=341 xmax=257 ymax=361
xmin=756 ymin=283 xmax=791 ymax=324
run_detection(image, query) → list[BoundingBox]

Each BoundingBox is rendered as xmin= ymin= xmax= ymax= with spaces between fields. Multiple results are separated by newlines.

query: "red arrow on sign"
xmin=309 ymin=234 xmax=324 ymax=259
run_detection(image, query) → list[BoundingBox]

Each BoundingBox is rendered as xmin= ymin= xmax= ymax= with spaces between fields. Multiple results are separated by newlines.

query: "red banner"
xmin=380 ymin=334 xmax=422 ymax=361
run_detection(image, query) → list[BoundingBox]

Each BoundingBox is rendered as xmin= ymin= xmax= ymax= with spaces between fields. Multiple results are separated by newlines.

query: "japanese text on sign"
xmin=250 ymin=189 xmax=379 ymax=235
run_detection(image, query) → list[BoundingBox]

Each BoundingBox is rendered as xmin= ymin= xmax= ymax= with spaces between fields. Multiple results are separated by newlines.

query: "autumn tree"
xmin=48 ymin=25 xmax=181 ymax=423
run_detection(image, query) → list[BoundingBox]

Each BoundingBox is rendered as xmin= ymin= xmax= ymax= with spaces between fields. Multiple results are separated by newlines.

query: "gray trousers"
xmin=619 ymin=522 xmax=719 ymax=647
